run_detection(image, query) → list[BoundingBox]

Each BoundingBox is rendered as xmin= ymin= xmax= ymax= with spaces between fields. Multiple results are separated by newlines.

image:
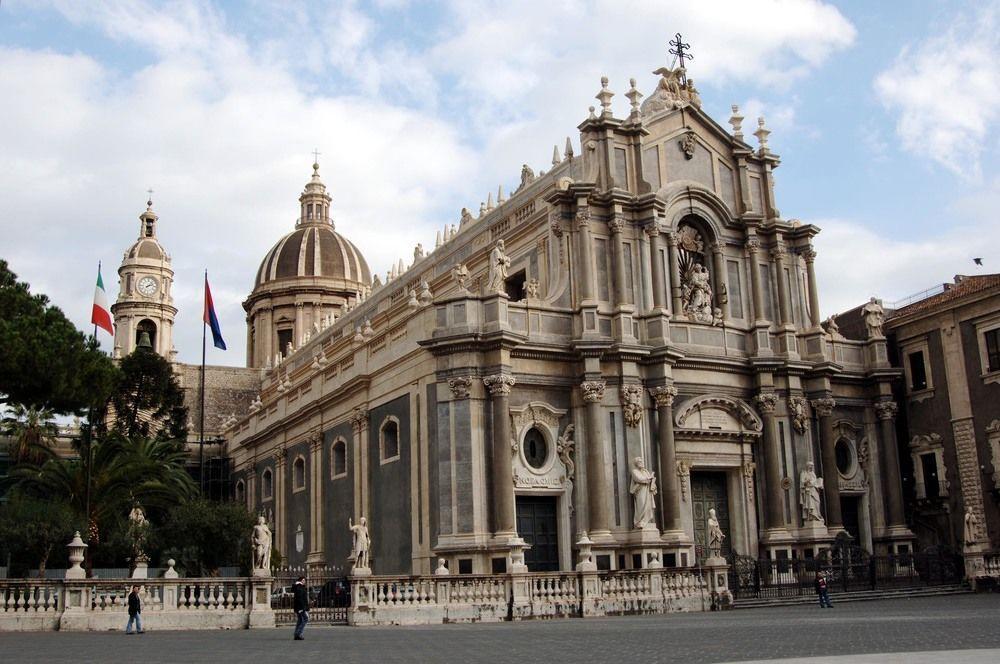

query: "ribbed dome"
xmin=254 ymin=224 xmax=371 ymax=287
xmin=127 ymin=238 xmax=167 ymax=260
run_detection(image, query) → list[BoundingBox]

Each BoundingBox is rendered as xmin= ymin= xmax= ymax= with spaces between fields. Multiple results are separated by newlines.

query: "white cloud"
xmin=874 ymin=2 xmax=1000 ymax=180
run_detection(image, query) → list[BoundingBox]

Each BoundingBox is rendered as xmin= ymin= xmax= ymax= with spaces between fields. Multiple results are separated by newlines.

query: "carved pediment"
xmin=674 ymin=395 xmax=762 ymax=434
xmin=510 ymin=402 xmax=567 ymax=432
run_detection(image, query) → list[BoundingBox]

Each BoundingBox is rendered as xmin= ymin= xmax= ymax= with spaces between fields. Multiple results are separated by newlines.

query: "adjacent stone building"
xmin=211 ymin=62 xmax=920 ymax=576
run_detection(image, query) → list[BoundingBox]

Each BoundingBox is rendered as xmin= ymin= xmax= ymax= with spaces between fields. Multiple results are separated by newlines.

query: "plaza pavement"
xmin=5 ymin=593 xmax=999 ymax=663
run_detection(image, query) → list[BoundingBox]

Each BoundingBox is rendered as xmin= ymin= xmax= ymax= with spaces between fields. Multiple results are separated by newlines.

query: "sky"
xmin=1 ymin=0 xmax=998 ymax=367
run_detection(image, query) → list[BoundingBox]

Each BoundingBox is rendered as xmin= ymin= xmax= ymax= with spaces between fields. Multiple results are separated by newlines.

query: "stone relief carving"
xmin=799 ymin=462 xmax=825 ymax=524
xmin=674 ymin=395 xmax=763 ymax=433
xmin=641 ymin=65 xmax=702 ymax=115
xmin=874 ymin=400 xmax=898 ymax=420
xmin=525 ymin=278 xmax=540 ymax=299
xmin=788 ymin=396 xmax=808 ymax=434
xmin=511 ymin=403 xmax=561 ymax=432
xmin=621 ymin=384 xmax=644 ymax=427
xmin=754 ymin=392 xmax=778 ymax=415
xmin=556 ymin=424 xmax=576 ymax=480
xmin=988 ymin=420 xmax=1000 ymax=490
xmin=862 ymin=297 xmax=885 ymax=339
xmin=678 ymin=131 xmax=696 ymax=159
xmin=452 ymin=263 xmax=470 ymax=292
xmin=447 ymin=376 xmax=473 ymax=400
xmin=742 ymin=462 xmax=756 ymax=503
xmin=629 ymin=457 xmax=657 ymax=530
xmin=483 ymin=373 xmax=516 ymax=397
xmin=811 ymin=397 xmax=836 ymax=418
xmin=681 ymin=263 xmax=714 ymax=321
xmin=676 ymin=460 xmax=691 ymax=502
xmin=580 ymin=380 xmax=606 ymax=403
xmin=486 ymin=240 xmax=511 ymax=295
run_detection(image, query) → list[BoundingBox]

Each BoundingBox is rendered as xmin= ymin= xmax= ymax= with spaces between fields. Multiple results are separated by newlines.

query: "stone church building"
xmin=111 ymin=61 xmax=916 ymax=576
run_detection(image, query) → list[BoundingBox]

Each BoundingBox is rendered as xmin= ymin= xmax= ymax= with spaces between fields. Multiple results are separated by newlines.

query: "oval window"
xmin=523 ymin=427 xmax=548 ymax=469
xmin=835 ymin=439 xmax=853 ymax=475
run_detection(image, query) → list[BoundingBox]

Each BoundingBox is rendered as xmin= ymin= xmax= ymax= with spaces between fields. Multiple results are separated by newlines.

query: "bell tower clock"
xmin=110 ymin=197 xmax=177 ymax=359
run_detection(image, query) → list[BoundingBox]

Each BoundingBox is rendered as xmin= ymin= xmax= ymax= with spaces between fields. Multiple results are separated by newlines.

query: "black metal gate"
xmin=729 ymin=543 xmax=962 ymax=601
xmin=271 ymin=566 xmax=350 ymax=624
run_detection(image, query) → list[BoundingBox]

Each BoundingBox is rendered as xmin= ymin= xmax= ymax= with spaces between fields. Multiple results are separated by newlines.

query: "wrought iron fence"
xmin=271 ymin=566 xmax=350 ymax=624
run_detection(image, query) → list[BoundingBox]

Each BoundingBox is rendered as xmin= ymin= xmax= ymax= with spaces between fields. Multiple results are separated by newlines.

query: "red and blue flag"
xmin=204 ymin=276 xmax=227 ymax=350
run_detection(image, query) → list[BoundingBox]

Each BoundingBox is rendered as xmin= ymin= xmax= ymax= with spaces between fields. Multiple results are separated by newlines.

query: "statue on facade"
xmin=519 ymin=164 xmax=535 ymax=189
xmin=682 ymin=263 xmax=714 ymax=323
xmin=486 ymin=240 xmax=511 ymax=295
xmin=252 ymin=515 xmax=272 ymax=571
xmin=964 ymin=508 xmax=983 ymax=546
xmin=349 ymin=516 xmax=371 ymax=571
xmin=629 ymin=457 xmax=658 ymax=530
xmin=799 ymin=462 xmax=825 ymax=524
xmin=862 ymin=297 xmax=885 ymax=339
xmin=452 ymin=263 xmax=470 ymax=292
xmin=707 ymin=508 xmax=725 ymax=558
xmin=460 ymin=207 xmax=474 ymax=228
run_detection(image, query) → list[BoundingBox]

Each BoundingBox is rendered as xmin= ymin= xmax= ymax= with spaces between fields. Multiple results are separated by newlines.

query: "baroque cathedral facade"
xmin=113 ymin=61 xmax=915 ymax=575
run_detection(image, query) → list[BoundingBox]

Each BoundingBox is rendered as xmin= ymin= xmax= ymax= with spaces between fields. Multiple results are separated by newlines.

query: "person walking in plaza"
xmin=126 ymin=585 xmax=144 ymax=634
xmin=292 ymin=575 xmax=309 ymax=640
xmin=815 ymin=571 xmax=833 ymax=608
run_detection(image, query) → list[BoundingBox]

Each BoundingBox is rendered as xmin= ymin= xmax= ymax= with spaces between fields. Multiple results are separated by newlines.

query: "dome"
xmin=127 ymin=238 xmax=167 ymax=260
xmin=254 ymin=225 xmax=371 ymax=287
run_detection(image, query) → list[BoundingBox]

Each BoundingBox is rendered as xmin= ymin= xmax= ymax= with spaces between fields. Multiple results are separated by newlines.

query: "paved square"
xmin=6 ymin=594 xmax=1000 ymax=664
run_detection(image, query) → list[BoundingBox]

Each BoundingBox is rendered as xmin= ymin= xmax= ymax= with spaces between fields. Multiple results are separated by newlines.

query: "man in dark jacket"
xmin=293 ymin=576 xmax=309 ymax=640
xmin=126 ymin=585 xmax=144 ymax=634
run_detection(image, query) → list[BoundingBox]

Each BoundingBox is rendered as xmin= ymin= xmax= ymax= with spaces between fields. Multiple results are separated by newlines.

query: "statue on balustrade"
xmin=349 ymin=516 xmax=371 ymax=570
xmin=128 ymin=506 xmax=149 ymax=561
xmin=252 ymin=515 xmax=273 ymax=571
xmin=629 ymin=457 xmax=658 ymax=529
xmin=799 ymin=461 xmax=825 ymax=524
xmin=862 ymin=297 xmax=885 ymax=339
xmin=707 ymin=508 xmax=725 ymax=558
xmin=486 ymin=240 xmax=511 ymax=295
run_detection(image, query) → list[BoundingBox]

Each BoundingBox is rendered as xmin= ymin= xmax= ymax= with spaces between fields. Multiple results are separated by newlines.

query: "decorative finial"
xmin=146 ymin=188 xmax=154 ymax=209
xmin=729 ymin=105 xmax=744 ymax=140
xmin=564 ymin=137 xmax=574 ymax=160
xmin=588 ymin=105 xmax=597 ymax=120
xmin=754 ymin=116 xmax=770 ymax=152
xmin=497 ymin=185 xmax=505 ymax=204
xmin=312 ymin=148 xmax=321 ymax=168
xmin=552 ymin=144 xmax=560 ymax=166
xmin=625 ymin=78 xmax=643 ymax=120
xmin=596 ymin=77 xmax=614 ymax=117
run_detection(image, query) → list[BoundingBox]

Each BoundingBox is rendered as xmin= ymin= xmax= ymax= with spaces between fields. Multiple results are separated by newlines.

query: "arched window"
xmin=835 ymin=439 xmax=855 ymax=476
xmin=235 ymin=479 xmax=246 ymax=504
xmin=262 ymin=468 xmax=273 ymax=501
xmin=135 ymin=318 xmax=157 ymax=351
xmin=292 ymin=455 xmax=306 ymax=492
xmin=523 ymin=427 xmax=548 ymax=469
xmin=380 ymin=417 xmax=400 ymax=463
xmin=331 ymin=439 xmax=347 ymax=479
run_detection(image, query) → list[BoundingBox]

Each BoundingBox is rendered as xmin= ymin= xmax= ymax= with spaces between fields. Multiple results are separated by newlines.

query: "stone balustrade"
xmin=350 ymin=575 xmax=510 ymax=625
xmin=983 ymin=553 xmax=1000 ymax=578
xmin=0 ymin=577 xmax=273 ymax=632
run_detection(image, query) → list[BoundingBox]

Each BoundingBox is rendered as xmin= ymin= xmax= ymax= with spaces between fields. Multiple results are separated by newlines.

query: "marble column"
xmin=294 ymin=302 xmax=305 ymax=347
xmin=812 ymin=398 xmax=843 ymax=529
xmin=771 ymin=248 xmax=792 ymax=326
xmin=802 ymin=247 xmax=822 ymax=328
xmin=274 ymin=448 xmax=287 ymax=556
xmin=350 ymin=407 xmax=368 ymax=522
xmin=581 ymin=380 xmax=611 ymax=535
xmin=647 ymin=224 xmax=666 ymax=310
xmin=484 ymin=373 xmax=517 ymax=536
xmin=711 ymin=242 xmax=728 ymax=322
xmin=610 ymin=214 xmax=629 ymax=306
xmin=875 ymin=400 xmax=906 ymax=527
xmin=650 ymin=386 xmax=681 ymax=533
xmin=306 ymin=432 xmax=325 ymax=567
xmin=747 ymin=238 xmax=766 ymax=323
xmin=575 ymin=206 xmax=596 ymax=302
xmin=666 ymin=231 xmax=683 ymax=316
xmin=755 ymin=392 xmax=786 ymax=530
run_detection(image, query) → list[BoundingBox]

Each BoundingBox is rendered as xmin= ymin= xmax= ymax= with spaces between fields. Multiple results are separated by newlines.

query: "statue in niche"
xmin=629 ymin=457 xmax=657 ymax=530
xmin=964 ymin=508 xmax=983 ymax=546
xmin=799 ymin=462 xmax=825 ymax=524
xmin=349 ymin=516 xmax=371 ymax=570
xmin=862 ymin=297 xmax=885 ymax=339
xmin=252 ymin=515 xmax=272 ymax=571
xmin=707 ymin=508 xmax=725 ymax=558
xmin=683 ymin=263 xmax=715 ymax=323
xmin=486 ymin=240 xmax=511 ymax=295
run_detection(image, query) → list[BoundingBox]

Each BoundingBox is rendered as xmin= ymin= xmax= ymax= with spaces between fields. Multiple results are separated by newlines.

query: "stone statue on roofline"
xmin=486 ymin=240 xmax=511 ymax=295
xmin=862 ymin=297 xmax=885 ymax=339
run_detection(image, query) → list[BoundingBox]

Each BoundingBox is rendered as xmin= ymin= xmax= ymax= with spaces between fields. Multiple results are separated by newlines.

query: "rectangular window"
xmin=277 ymin=329 xmax=293 ymax=357
xmin=908 ymin=351 xmax=928 ymax=391
xmin=986 ymin=329 xmax=1000 ymax=372
xmin=614 ymin=147 xmax=628 ymax=188
xmin=920 ymin=453 xmax=939 ymax=498
xmin=642 ymin=146 xmax=660 ymax=189
xmin=726 ymin=260 xmax=744 ymax=319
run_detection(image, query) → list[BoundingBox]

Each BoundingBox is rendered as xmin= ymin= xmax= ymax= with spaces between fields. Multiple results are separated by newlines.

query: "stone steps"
xmin=732 ymin=584 xmax=971 ymax=609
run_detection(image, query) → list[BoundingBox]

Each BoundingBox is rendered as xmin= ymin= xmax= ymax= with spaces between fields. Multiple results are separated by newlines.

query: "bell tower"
xmin=111 ymin=197 xmax=177 ymax=359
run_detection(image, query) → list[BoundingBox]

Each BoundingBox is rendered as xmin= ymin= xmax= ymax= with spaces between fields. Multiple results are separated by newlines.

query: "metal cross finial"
xmin=669 ymin=33 xmax=693 ymax=69
xmin=312 ymin=149 xmax=321 ymax=164
xmin=146 ymin=188 xmax=154 ymax=207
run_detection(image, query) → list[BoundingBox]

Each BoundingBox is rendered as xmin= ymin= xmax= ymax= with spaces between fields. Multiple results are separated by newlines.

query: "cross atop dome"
xmin=298 ymin=157 xmax=332 ymax=227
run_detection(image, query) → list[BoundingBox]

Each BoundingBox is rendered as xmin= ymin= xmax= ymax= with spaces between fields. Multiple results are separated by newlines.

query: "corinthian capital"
xmin=448 ymin=376 xmax=473 ymax=400
xmin=801 ymin=247 xmax=817 ymax=263
xmin=608 ymin=214 xmax=626 ymax=233
xmin=745 ymin=236 xmax=760 ymax=252
xmin=754 ymin=392 xmax=778 ymax=414
xmin=350 ymin=407 xmax=369 ymax=433
xmin=649 ymin=385 xmax=678 ymax=408
xmin=575 ymin=207 xmax=591 ymax=229
xmin=811 ymin=397 xmax=836 ymax=418
xmin=483 ymin=373 xmax=516 ymax=397
xmin=580 ymin=380 xmax=606 ymax=403
xmin=770 ymin=247 xmax=787 ymax=261
xmin=874 ymin=400 xmax=898 ymax=420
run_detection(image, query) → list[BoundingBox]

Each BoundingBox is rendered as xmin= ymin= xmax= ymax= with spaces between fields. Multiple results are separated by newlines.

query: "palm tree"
xmin=1 ymin=404 xmax=58 ymax=465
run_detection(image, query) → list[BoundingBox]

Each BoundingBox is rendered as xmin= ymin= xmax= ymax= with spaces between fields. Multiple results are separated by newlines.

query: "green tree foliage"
xmin=1 ymin=404 xmax=58 ymax=465
xmin=0 ymin=492 xmax=80 ymax=576
xmin=156 ymin=498 xmax=255 ymax=576
xmin=109 ymin=349 xmax=188 ymax=440
xmin=0 ymin=259 xmax=118 ymax=414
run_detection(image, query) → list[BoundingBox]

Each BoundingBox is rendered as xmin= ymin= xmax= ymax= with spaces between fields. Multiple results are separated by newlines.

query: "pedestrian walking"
xmin=815 ymin=571 xmax=833 ymax=608
xmin=293 ymin=575 xmax=309 ymax=640
xmin=126 ymin=585 xmax=145 ymax=633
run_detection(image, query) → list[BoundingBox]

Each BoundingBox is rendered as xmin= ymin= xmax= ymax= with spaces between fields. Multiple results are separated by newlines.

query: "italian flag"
xmin=91 ymin=263 xmax=114 ymax=336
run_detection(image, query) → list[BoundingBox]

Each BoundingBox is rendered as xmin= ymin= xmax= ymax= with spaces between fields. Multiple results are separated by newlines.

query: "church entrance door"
xmin=516 ymin=495 xmax=559 ymax=572
xmin=691 ymin=471 xmax=731 ymax=562
xmin=841 ymin=495 xmax=861 ymax=543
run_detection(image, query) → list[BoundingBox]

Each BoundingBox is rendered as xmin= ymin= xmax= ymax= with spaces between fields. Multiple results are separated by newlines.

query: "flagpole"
xmin=84 ymin=261 xmax=100 ymax=558
xmin=200 ymin=270 xmax=207 ymax=495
